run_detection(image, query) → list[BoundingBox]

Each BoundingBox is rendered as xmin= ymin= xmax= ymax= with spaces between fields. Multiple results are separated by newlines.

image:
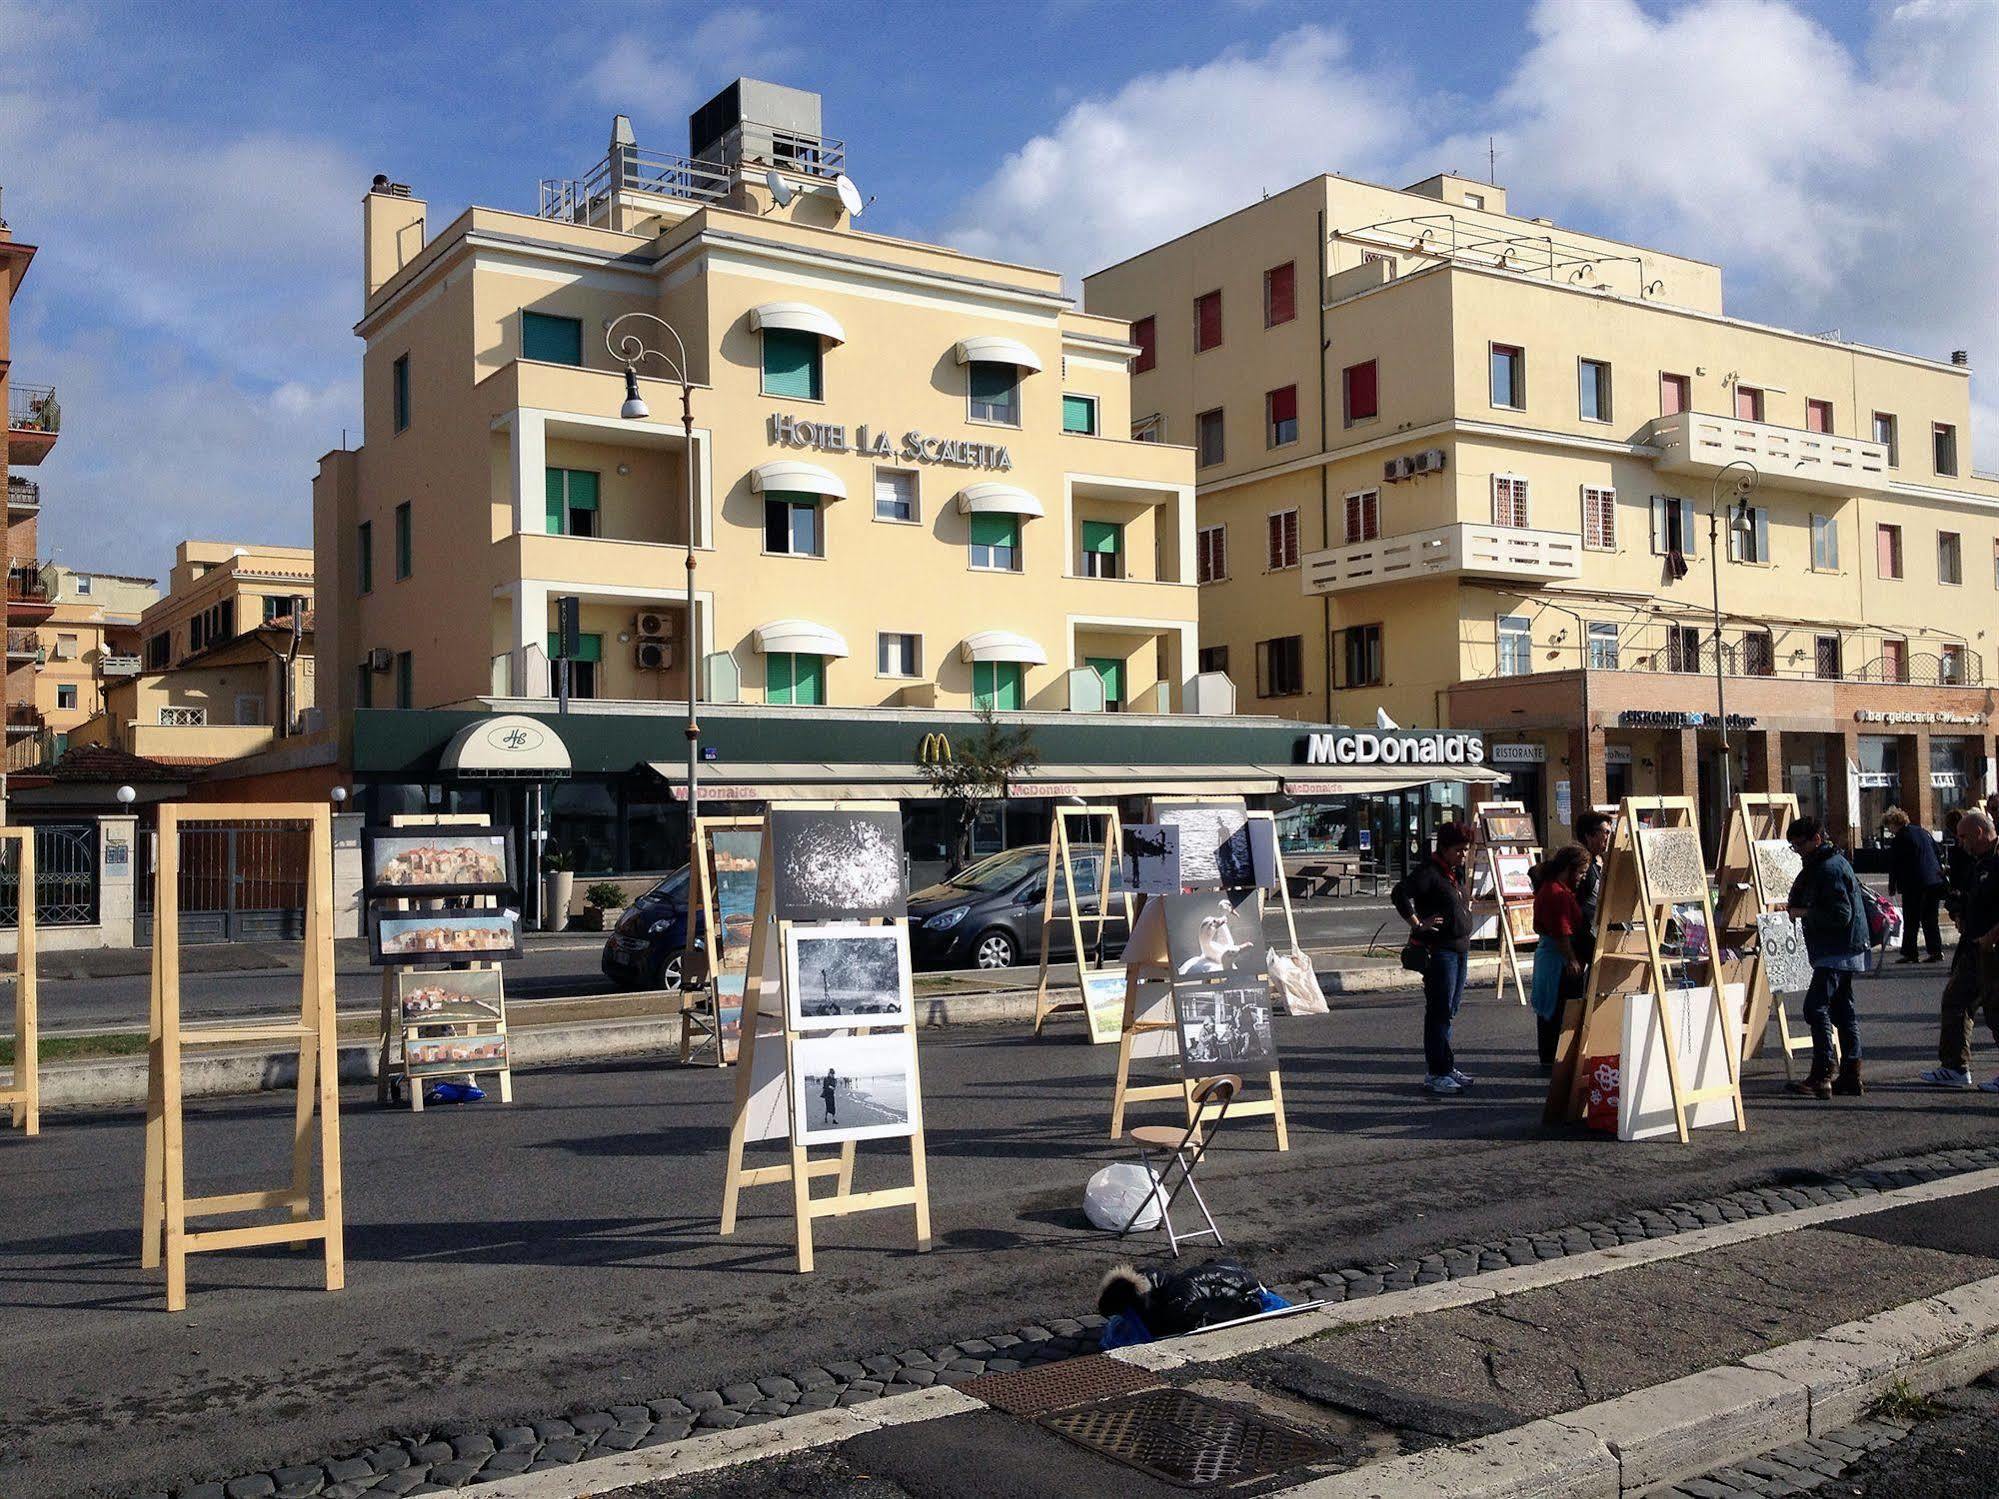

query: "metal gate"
xmin=0 ymin=823 xmax=100 ymax=929
xmin=135 ymin=819 xmax=308 ymax=943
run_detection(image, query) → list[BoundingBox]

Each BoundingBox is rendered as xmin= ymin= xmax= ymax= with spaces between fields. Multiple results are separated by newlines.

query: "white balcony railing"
xmin=98 ymin=654 xmax=142 ymax=676
xmin=1303 ymin=521 xmax=1582 ymax=596
xmin=1648 ymin=412 xmax=1890 ymax=497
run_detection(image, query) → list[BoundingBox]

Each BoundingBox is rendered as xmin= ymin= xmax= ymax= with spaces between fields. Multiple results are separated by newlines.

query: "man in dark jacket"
xmin=1884 ymin=807 xmax=1946 ymax=963
xmin=1392 ymin=821 xmax=1478 ymax=1096
xmin=1786 ymin=817 xmax=1871 ymax=1099
xmin=1923 ymin=811 xmax=1999 ymax=1090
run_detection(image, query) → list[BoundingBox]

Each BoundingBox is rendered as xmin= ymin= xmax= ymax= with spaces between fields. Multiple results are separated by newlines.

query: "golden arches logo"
xmin=918 ymin=732 xmax=954 ymax=765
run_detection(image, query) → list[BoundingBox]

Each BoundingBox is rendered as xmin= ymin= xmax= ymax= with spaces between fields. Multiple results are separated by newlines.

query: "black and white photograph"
xmin=1161 ymin=892 xmax=1265 ymax=979
xmin=362 ymin=827 xmax=516 ymax=897
xmin=791 ymin=1032 xmax=919 ymax=1145
xmin=1156 ymin=802 xmax=1250 ymax=888
xmin=769 ymin=808 xmax=908 ymax=922
xmin=1176 ymin=982 xmax=1277 ymax=1073
xmin=396 ymin=968 xmax=505 ymax=1025
xmin=784 ymin=923 xmax=913 ymax=1031
xmin=1121 ymin=823 xmax=1181 ymax=895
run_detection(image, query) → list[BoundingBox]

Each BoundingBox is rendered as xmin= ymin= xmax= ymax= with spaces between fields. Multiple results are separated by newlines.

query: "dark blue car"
xmin=600 ymin=868 xmax=703 ymax=991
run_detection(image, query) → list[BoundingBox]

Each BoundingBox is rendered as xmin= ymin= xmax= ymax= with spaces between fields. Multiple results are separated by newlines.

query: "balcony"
xmin=5 ymin=564 xmax=53 ymax=619
xmin=5 ymin=703 xmax=44 ymax=736
xmin=539 ymin=120 xmax=846 ymax=224
xmin=1648 ymin=411 xmax=1889 ymax=498
xmin=5 ymin=629 xmax=41 ymax=662
xmin=6 ymin=476 xmax=40 ymax=513
xmin=98 ymin=654 xmax=142 ymax=677
xmin=5 ymin=383 xmax=60 ymax=465
xmin=1303 ymin=521 xmax=1582 ymax=596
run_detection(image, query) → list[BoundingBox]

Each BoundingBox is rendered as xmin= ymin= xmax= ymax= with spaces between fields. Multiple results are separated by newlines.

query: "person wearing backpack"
xmin=1391 ymin=822 xmax=1477 ymax=1096
xmin=1785 ymin=817 xmax=1871 ymax=1100
xmin=1882 ymin=807 xmax=1946 ymax=964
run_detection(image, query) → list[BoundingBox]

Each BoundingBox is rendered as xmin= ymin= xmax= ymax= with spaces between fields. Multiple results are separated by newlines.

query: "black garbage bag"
xmin=1097 ymin=1259 xmax=1267 ymax=1339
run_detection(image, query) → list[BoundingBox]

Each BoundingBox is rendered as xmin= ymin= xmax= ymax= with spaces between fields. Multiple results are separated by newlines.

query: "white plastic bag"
xmin=1267 ymin=947 xmax=1329 ymax=1015
xmin=1085 ymin=1161 xmax=1164 ymax=1232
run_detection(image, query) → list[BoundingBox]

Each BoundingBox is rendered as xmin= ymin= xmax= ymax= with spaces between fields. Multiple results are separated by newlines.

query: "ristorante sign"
xmin=768 ymin=413 xmax=1012 ymax=471
xmin=1301 ymin=729 xmax=1486 ymax=766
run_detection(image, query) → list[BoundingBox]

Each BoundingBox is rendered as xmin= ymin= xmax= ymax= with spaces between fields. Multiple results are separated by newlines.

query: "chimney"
xmin=363 ymin=176 xmax=426 ymax=301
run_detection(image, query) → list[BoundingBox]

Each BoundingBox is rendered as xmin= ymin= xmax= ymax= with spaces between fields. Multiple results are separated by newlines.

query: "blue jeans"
xmin=1804 ymin=965 xmax=1862 ymax=1070
xmin=1423 ymin=947 xmax=1467 ymax=1076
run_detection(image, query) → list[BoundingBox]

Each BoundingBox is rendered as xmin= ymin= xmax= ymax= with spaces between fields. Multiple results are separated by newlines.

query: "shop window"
xmin=1734 ymin=383 xmax=1764 ymax=421
xmin=1255 ymin=635 xmax=1303 ymax=697
xmin=969 ymin=513 xmax=1020 ymax=571
xmin=1727 ymin=505 xmax=1770 ymax=564
xmin=547 ymin=631 xmax=602 ymax=697
xmin=1080 ymin=520 xmax=1123 ymax=579
xmin=395 ymin=501 xmax=412 ymax=579
xmin=1197 ymin=644 xmax=1228 ymax=675
xmin=1491 ymin=475 xmax=1529 ymax=529
xmin=873 ymin=467 xmax=918 ymax=523
xmin=395 ymin=649 xmax=413 ymax=708
xmin=1196 ymin=524 xmax=1226 ymax=584
xmin=544 ymin=468 xmax=600 ymax=537
xmin=763 ymin=492 xmax=822 ymax=557
xmin=546 ymin=779 xmax=620 ymax=875
xmin=972 ymin=659 xmax=1022 ymax=711
xmin=1587 ymin=621 xmax=1620 ymax=670
xmin=1578 ymin=358 xmax=1612 ymax=423
xmin=1814 ymin=635 xmax=1841 ymax=680
xmin=1132 ymin=315 xmax=1156 ymax=374
xmin=1263 ymin=262 xmax=1295 ymax=327
xmin=1651 ymin=495 xmax=1697 ymax=557
xmin=1876 ymin=523 xmax=1903 ymax=579
xmin=1344 ymin=490 xmax=1379 ymax=544
xmin=1582 ymin=486 xmax=1616 ymax=550
xmin=1872 ymin=411 xmax=1898 ymax=466
xmin=1489 ymin=343 xmax=1525 ymax=410
xmin=1810 ymin=514 xmax=1839 ymax=571
xmin=766 ymin=651 xmax=826 ymax=705
xmin=877 ymin=632 xmax=921 ymax=678
xmin=1742 ymin=631 xmax=1774 ymax=676
xmin=1666 ymin=624 xmax=1703 ymax=673
xmin=522 ymin=312 xmax=583 ymax=366
xmin=1660 ymin=372 xmax=1690 ymax=416
xmin=1938 ymin=530 xmax=1962 ymax=585
xmin=1339 ymin=624 xmax=1383 ymax=688
xmin=1496 ymin=615 xmax=1531 ymax=677
xmin=1343 ymin=359 xmax=1378 ymax=425
xmin=357 ymin=521 xmax=373 ymax=594
xmin=1062 ymin=394 xmax=1098 ymax=435
xmin=761 ymin=327 xmax=823 ymax=400
xmin=1085 ymin=655 xmax=1125 ymax=712
xmin=967 ymin=361 xmax=1020 ymax=425
xmin=1933 ymin=423 xmax=1958 ymax=477
xmin=392 ymin=354 xmax=410 ymax=433
xmin=1194 ymin=290 xmax=1222 ymax=352
xmin=1196 ymin=408 xmax=1225 ymax=467
xmin=1805 ymin=398 xmax=1832 ymax=434
xmin=1267 ymin=509 xmax=1299 ymax=569
xmin=1266 ymin=385 xmax=1299 ymax=447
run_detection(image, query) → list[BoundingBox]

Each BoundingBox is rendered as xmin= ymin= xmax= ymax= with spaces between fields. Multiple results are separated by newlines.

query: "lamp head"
xmin=619 ymin=365 xmax=650 ymax=421
xmin=116 ymin=784 xmax=136 ymax=806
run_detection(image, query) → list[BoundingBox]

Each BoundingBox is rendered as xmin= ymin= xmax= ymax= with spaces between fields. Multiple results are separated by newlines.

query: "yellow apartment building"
xmin=25 ymin=562 xmax=158 ymax=738
xmin=1087 ymin=172 xmax=1999 ymax=852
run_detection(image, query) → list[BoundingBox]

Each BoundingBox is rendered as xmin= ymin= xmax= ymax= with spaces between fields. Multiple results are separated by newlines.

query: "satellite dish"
xmin=834 ymin=173 xmax=864 ymax=217
xmin=764 ymin=169 xmax=794 ymax=207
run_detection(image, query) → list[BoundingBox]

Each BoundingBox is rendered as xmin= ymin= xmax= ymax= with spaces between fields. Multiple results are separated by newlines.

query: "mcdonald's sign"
xmin=918 ymin=732 xmax=954 ymax=765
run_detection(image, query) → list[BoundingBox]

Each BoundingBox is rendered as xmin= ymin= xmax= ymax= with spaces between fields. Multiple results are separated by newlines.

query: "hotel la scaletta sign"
xmin=768 ymin=413 xmax=1012 ymax=471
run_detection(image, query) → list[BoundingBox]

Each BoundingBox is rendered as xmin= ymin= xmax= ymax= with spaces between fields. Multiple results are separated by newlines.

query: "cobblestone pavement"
xmin=150 ymin=1142 xmax=1999 ymax=1499
xmin=1652 ymin=1417 xmax=1917 ymax=1498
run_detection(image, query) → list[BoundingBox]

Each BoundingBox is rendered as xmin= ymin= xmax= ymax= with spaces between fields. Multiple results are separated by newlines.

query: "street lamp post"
xmin=1707 ymin=459 xmax=1758 ymax=820
xmin=608 ymin=313 xmax=700 ymax=992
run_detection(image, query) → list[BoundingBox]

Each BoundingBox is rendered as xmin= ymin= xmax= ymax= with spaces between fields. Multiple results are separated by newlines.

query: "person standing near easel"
xmin=1785 ymin=817 xmax=1871 ymax=1100
xmin=1392 ymin=822 xmax=1477 ymax=1096
xmin=1529 ymin=845 xmax=1591 ymax=1069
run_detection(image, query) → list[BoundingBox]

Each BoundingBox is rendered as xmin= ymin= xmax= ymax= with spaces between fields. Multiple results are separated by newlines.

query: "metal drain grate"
xmin=1039 ymin=1387 xmax=1333 ymax=1489
xmin=959 ymin=1354 xmax=1160 ymax=1417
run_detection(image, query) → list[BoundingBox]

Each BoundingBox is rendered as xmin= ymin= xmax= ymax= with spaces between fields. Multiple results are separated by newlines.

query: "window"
xmin=1734 ymin=384 xmax=1764 ymax=421
xmin=392 ymin=354 xmax=410 ymax=433
xmin=1255 ymin=636 xmax=1304 ymax=697
xmin=1343 ymin=489 xmax=1379 ymax=543
xmin=1489 ymin=344 xmax=1525 ymax=409
xmin=1876 ymin=523 xmax=1903 ymax=579
xmin=1340 ymin=624 xmax=1383 ymax=688
xmin=766 ymin=651 xmax=826 ymax=706
xmin=1362 ymin=250 xmax=1397 ymax=277
xmin=146 ymin=634 xmax=169 ymax=669
xmin=1651 ymin=495 xmax=1697 ymax=557
xmin=1805 ymin=398 xmax=1832 ymax=434
xmin=74 ymin=576 xmax=91 ymax=596
xmin=1938 ymin=530 xmax=1962 ymax=585
xmin=1660 ymin=372 xmax=1691 ymax=416
xmin=1873 ymin=412 xmax=1898 ymax=466
xmin=969 ymin=513 xmax=1020 ymax=571
xmin=1132 ymin=316 xmax=1156 ymax=374
xmin=1814 ymin=635 xmax=1841 ymax=680
xmin=1742 ymin=631 xmax=1775 ymax=676
xmin=1196 ymin=524 xmax=1227 ymax=583
xmin=873 ymin=467 xmax=918 ymax=524
xmin=1464 ymin=191 xmax=1486 ymax=210
xmin=1578 ymin=359 xmax=1612 ymax=423
xmin=1197 ymin=644 xmax=1229 ymax=675
xmin=1810 ymin=514 xmax=1839 ymax=571
xmin=54 ymin=632 xmax=77 ymax=659
xmin=1727 ymin=505 xmax=1771 ymax=564
xmin=159 ymin=706 xmax=207 ymax=727
xmin=544 ymin=468 xmax=599 ymax=537
xmin=1061 ymin=394 xmax=1098 ymax=435
xmin=967 ymin=361 xmax=1020 ymax=425
xmin=1194 ymin=290 xmax=1222 ymax=352
xmin=877 ymin=632 xmax=921 ymax=678
xmin=56 ymin=684 xmax=76 ymax=710
xmin=1343 ymin=360 xmax=1378 ymax=425
xmin=1085 ymin=656 xmax=1125 ymax=712
xmin=547 ymin=630 xmax=603 ymax=698
xmin=1941 ymin=644 xmax=1967 ymax=684
xmin=394 ymin=650 xmax=413 ymax=708
xmin=394 ymin=501 xmax=412 ymax=579
xmin=262 ymin=594 xmax=287 ymax=622
xmin=1196 ymin=407 xmax=1225 ymax=467
xmin=1933 ymin=423 xmax=1958 ymax=476
xmin=1881 ymin=637 xmax=1907 ymax=683
xmin=1491 ymin=475 xmax=1529 ymax=529
xmin=1582 ymin=486 xmax=1616 ymax=551
xmin=1266 ymin=385 xmax=1299 ymax=446
xmin=1263 ymin=262 xmax=1296 ymax=326
xmin=1586 ymin=621 xmax=1620 ymax=670
xmin=1496 ymin=615 xmax=1532 ymax=677
xmin=763 ymin=493 xmax=822 ymax=557
xmin=356 ymin=663 xmax=373 ymax=710
xmin=521 ymin=311 xmax=583 ymax=366
xmin=1081 ymin=520 xmax=1124 ymax=579
xmin=761 ymin=327 xmax=823 ymax=400
xmin=972 ymin=659 xmax=1022 ymax=711
xmin=1266 ymin=509 xmax=1300 ymax=570
xmin=357 ymin=521 xmax=373 ymax=594
xmin=1666 ymin=624 xmax=1703 ymax=673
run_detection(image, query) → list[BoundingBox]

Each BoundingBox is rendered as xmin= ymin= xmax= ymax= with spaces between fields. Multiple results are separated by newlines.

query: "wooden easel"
xmin=374 ymin=813 xmax=513 ymax=1110
xmin=683 ymin=814 xmax=764 ymax=1065
xmin=0 ymin=830 xmax=39 ymax=1137
xmin=1713 ymin=793 xmax=1810 ymax=1076
xmin=718 ymin=801 xmax=932 ymax=1274
xmin=1544 ymin=795 xmax=1746 ymax=1142
xmin=142 ymin=803 xmax=343 ymax=1312
xmin=1033 ymin=804 xmax=1135 ymax=1035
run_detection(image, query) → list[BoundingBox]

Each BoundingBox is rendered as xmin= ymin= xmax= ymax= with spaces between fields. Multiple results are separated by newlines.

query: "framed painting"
xmin=363 ymin=827 xmax=516 ymax=898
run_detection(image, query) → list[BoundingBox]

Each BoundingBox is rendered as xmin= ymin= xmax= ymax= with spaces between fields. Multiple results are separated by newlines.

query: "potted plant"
xmin=540 ymin=850 xmax=575 ymax=932
xmin=577 ymin=881 xmax=629 ymax=932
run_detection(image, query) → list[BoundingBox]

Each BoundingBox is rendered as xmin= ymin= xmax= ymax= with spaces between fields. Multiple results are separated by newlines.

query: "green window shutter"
xmin=762 ymin=329 xmax=822 ymax=400
xmin=548 ymin=631 xmax=603 ymax=664
xmin=796 ymin=653 xmax=825 ymax=706
xmin=1062 ymin=395 xmax=1095 ymax=434
xmin=545 ymin=469 xmax=565 ymax=534
xmin=767 ymin=652 xmax=795 ymax=704
xmin=1082 ymin=521 xmax=1120 ymax=555
xmin=969 ymin=514 xmax=1018 ymax=548
xmin=974 ymin=661 xmax=1022 ymax=710
xmin=566 ymin=470 xmax=599 ymax=510
xmin=968 ymin=363 xmax=1014 ymax=402
xmin=522 ymin=312 xmax=584 ymax=366
xmin=1087 ymin=656 xmax=1124 ymax=704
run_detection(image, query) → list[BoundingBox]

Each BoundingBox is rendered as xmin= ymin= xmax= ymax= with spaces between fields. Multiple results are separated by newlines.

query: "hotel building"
xmin=1086 ymin=173 xmax=1999 ymax=852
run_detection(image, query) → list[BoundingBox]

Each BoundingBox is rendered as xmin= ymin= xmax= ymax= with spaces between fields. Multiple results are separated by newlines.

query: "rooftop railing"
xmin=538 ymin=121 xmax=846 ymax=222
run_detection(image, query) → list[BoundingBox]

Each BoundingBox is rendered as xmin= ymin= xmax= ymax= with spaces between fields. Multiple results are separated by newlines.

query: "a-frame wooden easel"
xmin=1475 ymin=801 xmax=1539 ymax=1006
xmin=682 ymin=814 xmax=764 ymax=1066
xmin=1713 ymin=792 xmax=1811 ymax=1076
xmin=142 ymin=803 xmax=344 ymax=1311
xmin=1544 ymin=795 xmax=1746 ymax=1143
xmin=1033 ymin=804 xmax=1135 ymax=1036
xmin=0 ymin=829 xmax=39 ymax=1138
xmin=718 ymin=801 xmax=932 ymax=1274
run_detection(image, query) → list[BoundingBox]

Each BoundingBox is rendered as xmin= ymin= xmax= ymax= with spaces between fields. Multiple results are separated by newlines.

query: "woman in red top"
xmin=1529 ymin=844 xmax=1592 ymax=1068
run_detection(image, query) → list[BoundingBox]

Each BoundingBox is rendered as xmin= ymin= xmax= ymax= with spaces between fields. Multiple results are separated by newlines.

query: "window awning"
xmin=748 ymin=301 xmax=847 ymax=345
xmin=955 ymin=482 xmax=1045 ymax=519
xmin=958 ymin=630 xmax=1049 ymax=666
xmin=954 ymin=336 xmax=1043 ymax=374
xmin=1282 ymin=764 xmax=1506 ymax=795
xmin=751 ymin=619 xmax=851 ymax=658
xmin=439 ymin=714 xmax=572 ymax=779
xmin=749 ymin=460 xmax=847 ymax=501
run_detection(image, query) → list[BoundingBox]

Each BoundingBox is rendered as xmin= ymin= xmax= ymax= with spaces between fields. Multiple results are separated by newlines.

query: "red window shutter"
xmin=1195 ymin=292 xmax=1222 ymax=352
xmin=1268 ymin=513 xmax=1283 ymax=569
xmin=1735 ymin=385 xmax=1761 ymax=421
xmin=1132 ymin=316 xmax=1156 ymax=374
xmin=1213 ymin=527 xmax=1225 ymax=579
xmin=1346 ymin=361 xmax=1378 ymax=422
xmin=1265 ymin=263 xmax=1295 ymax=325
xmin=1660 ymin=374 xmax=1687 ymax=416
xmin=1806 ymin=399 xmax=1831 ymax=434
xmin=1283 ymin=509 xmax=1299 ymax=565
xmin=1269 ymin=385 xmax=1298 ymax=425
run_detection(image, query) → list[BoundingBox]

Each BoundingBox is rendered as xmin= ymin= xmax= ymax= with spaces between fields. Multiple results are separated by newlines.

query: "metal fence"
xmin=0 ymin=823 xmax=100 ymax=928
xmin=136 ymin=818 xmax=309 ymax=944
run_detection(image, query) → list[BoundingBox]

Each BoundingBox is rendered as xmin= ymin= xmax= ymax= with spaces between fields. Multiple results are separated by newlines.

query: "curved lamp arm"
xmin=604 ymin=311 xmax=690 ymax=388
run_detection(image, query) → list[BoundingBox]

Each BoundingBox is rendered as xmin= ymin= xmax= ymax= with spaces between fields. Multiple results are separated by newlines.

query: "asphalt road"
xmin=1 ymin=961 xmax=1986 ymax=1499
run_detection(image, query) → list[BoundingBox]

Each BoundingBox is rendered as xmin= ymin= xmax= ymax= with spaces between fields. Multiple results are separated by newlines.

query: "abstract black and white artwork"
xmin=1157 ymin=803 xmax=1250 ymax=889
xmin=770 ymin=808 xmax=907 ymax=922
xmin=1639 ymin=826 xmax=1709 ymax=905
xmin=1176 ymin=982 xmax=1277 ymax=1075
xmin=1161 ymin=892 xmax=1265 ymax=980
xmin=1751 ymin=839 xmax=1803 ymax=905
xmin=1756 ymin=912 xmax=1812 ymax=995
xmin=791 ymin=1031 xmax=919 ymax=1145
xmin=1121 ymin=823 xmax=1181 ymax=896
xmin=784 ymin=923 xmax=912 ymax=1032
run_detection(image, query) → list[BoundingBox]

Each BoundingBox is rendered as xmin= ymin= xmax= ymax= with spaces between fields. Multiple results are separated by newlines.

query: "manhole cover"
xmin=960 ymin=1354 xmax=1160 ymax=1417
xmin=1039 ymin=1387 xmax=1334 ymax=1488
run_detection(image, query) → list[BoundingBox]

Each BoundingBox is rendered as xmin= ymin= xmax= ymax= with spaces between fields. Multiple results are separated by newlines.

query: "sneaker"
xmin=1981 ymin=1077 xmax=1999 ymax=1094
xmin=1449 ymin=1068 xmax=1476 ymax=1088
xmin=1425 ymin=1074 xmax=1464 ymax=1096
xmin=1917 ymin=1066 xmax=1974 ymax=1089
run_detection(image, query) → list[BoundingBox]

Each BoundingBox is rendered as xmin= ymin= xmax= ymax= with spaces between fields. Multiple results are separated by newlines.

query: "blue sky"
xmin=3 ymin=0 xmax=1991 ymax=580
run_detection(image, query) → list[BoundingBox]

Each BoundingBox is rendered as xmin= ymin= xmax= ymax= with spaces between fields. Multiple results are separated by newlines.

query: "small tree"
xmin=916 ymin=706 xmax=1040 ymax=875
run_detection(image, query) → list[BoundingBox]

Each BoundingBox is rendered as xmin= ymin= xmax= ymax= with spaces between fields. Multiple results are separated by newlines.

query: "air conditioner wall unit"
xmin=1414 ymin=448 xmax=1447 ymax=474
xmin=635 ymin=641 xmax=673 ymax=671
xmin=635 ymin=611 xmax=671 ymax=639
xmin=366 ymin=648 xmax=393 ymax=672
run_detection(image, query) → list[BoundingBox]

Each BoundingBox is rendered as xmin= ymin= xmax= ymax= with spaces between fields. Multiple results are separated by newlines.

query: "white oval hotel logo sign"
xmin=486 ymin=723 xmax=547 ymax=755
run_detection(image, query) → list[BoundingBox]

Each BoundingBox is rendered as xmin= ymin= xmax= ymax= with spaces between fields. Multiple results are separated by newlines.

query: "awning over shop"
xmin=953 ymin=335 xmax=1043 ymax=374
xmin=1282 ymin=764 xmax=1505 ymax=796
xmin=648 ymin=760 xmax=930 ymax=803
xmin=747 ymin=301 xmax=847 ymax=345
xmin=751 ymin=619 xmax=851 ymax=658
xmin=439 ymin=713 xmax=572 ymax=779
xmin=959 ymin=630 xmax=1048 ymax=666
xmin=749 ymin=460 xmax=848 ymax=501
xmin=955 ymin=482 xmax=1045 ymax=519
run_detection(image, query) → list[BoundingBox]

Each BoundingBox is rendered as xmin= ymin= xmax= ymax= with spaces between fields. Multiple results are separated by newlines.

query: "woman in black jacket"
xmin=1392 ymin=821 xmax=1478 ymax=1096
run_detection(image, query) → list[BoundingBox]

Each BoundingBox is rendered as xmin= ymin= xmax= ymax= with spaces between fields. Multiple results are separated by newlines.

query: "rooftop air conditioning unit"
xmin=635 ymin=640 xmax=673 ymax=671
xmin=366 ymin=648 xmax=393 ymax=672
xmin=635 ymin=611 xmax=671 ymax=639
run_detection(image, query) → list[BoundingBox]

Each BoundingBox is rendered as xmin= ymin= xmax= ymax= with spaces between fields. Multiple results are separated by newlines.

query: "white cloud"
xmin=585 ymin=8 xmax=802 ymax=120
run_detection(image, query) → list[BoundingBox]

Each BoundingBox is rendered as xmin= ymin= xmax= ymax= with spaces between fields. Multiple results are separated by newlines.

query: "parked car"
xmin=907 ymin=845 xmax=1128 ymax=971
xmin=600 ymin=867 xmax=705 ymax=990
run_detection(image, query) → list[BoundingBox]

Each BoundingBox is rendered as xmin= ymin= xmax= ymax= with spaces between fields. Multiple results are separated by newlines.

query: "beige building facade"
xmin=26 ymin=563 xmax=158 ymax=736
xmin=1087 ymin=172 xmax=1999 ymax=850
